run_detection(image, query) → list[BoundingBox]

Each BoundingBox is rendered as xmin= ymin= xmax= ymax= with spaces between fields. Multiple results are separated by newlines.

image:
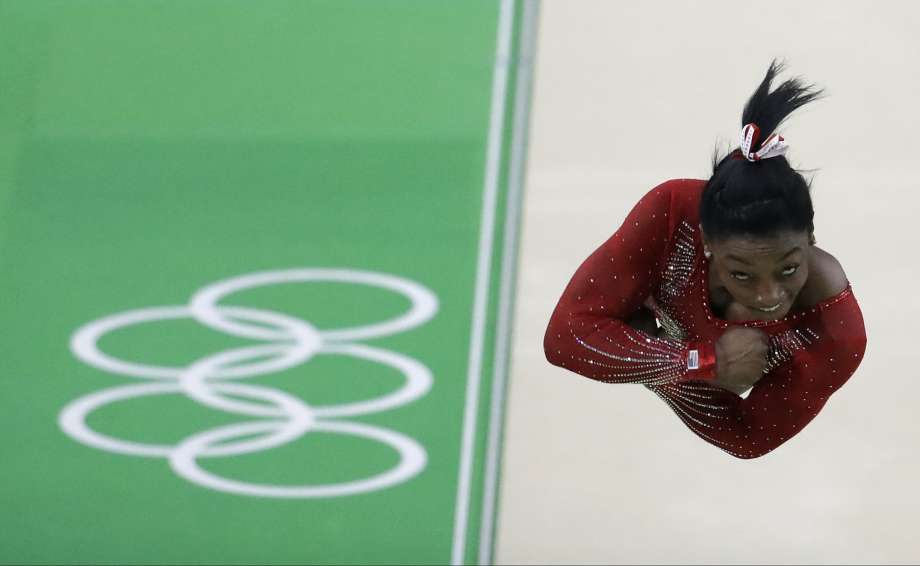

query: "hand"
xmin=713 ymin=326 xmax=770 ymax=394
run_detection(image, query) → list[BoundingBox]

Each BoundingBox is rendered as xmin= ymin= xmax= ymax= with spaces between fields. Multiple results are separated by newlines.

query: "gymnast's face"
xmin=703 ymin=229 xmax=813 ymax=322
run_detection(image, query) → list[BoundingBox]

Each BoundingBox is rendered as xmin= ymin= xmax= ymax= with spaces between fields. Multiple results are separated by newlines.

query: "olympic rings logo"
xmin=59 ymin=269 xmax=438 ymax=498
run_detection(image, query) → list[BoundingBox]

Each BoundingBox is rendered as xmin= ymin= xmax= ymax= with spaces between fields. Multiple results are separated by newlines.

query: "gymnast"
xmin=544 ymin=59 xmax=867 ymax=458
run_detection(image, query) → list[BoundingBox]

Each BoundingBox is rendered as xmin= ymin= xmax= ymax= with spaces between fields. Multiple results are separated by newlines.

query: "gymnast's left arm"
xmin=732 ymin=291 xmax=868 ymax=455
xmin=650 ymin=287 xmax=867 ymax=459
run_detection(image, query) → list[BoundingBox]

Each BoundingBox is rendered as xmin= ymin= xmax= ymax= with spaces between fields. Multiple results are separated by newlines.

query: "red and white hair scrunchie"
xmin=736 ymin=123 xmax=789 ymax=162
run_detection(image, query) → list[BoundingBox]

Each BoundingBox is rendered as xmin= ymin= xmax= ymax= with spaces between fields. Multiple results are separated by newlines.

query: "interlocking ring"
xmin=59 ymin=269 xmax=438 ymax=498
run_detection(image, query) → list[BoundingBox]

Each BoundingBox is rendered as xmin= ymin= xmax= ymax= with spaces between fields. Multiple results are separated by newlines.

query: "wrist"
xmin=682 ymin=341 xmax=717 ymax=381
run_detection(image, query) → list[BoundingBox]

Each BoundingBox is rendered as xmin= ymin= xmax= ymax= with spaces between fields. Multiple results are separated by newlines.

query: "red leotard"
xmin=544 ymin=178 xmax=867 ymax=458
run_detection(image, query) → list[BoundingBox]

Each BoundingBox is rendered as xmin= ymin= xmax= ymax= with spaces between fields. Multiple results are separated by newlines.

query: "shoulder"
xmin=634 ymin=179 xmax=705 ymax=221
xmin=646 ymin=178 xmax=706 ymax=199
xmin=801 ymin=246 xmax=849 ymax=306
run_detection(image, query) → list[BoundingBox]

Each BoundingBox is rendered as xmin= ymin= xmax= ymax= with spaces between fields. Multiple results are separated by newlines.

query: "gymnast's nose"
xmin=753 ymin=286 xmax=784 ymax=308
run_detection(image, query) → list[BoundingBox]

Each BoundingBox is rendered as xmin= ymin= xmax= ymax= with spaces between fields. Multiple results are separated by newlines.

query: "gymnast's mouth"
xmin=751 ymin=302 xmax=782 ymax=313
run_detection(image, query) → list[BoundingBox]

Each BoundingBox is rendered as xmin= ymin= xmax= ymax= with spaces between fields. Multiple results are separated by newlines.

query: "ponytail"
xmin=700 ymin=59 xmax=825 ymax=242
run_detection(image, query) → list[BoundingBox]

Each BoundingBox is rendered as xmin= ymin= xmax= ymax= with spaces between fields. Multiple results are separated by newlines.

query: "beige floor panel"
xmin=496 ymin=1 xmax=919 ymax=564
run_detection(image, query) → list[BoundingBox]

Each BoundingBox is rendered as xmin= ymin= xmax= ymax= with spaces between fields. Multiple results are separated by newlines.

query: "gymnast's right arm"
xmin=544 ymin=181 xmax=716 ymax=386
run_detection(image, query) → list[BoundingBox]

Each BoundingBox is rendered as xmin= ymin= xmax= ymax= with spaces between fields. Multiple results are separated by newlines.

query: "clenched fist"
xmin=713 ymin=326 xmax=770 ymax=394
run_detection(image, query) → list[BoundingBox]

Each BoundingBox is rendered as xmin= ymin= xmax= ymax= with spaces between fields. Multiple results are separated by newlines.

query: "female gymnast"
xmin=544 ymin=59 xmax=867 ymax=459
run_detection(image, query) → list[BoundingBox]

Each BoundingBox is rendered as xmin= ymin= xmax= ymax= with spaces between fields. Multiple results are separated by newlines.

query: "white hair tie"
xmin=737 ymin=123 xmax=789 ymax=162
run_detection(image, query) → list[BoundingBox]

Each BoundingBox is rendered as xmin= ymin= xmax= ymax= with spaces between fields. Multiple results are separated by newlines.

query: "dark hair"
xmin=699 ymin=58 xmax=825 ymax=243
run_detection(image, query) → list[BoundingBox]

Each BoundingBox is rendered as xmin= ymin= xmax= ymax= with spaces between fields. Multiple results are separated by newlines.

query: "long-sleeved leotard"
xmin=544 ymin=178 xmax=867 ymax=459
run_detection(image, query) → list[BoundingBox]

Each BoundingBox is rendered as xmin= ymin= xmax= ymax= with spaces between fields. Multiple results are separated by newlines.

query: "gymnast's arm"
xmin=544 ymin=181 xmax=717 ymax=385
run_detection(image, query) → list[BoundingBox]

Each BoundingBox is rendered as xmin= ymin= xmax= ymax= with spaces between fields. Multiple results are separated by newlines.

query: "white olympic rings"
xmin=59 ymin=268 xmax=438 ymax=498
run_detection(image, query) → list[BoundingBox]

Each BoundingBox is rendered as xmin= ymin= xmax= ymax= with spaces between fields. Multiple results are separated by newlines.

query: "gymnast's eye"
xmin=733 ymin=265 xmax=799 ymax=281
